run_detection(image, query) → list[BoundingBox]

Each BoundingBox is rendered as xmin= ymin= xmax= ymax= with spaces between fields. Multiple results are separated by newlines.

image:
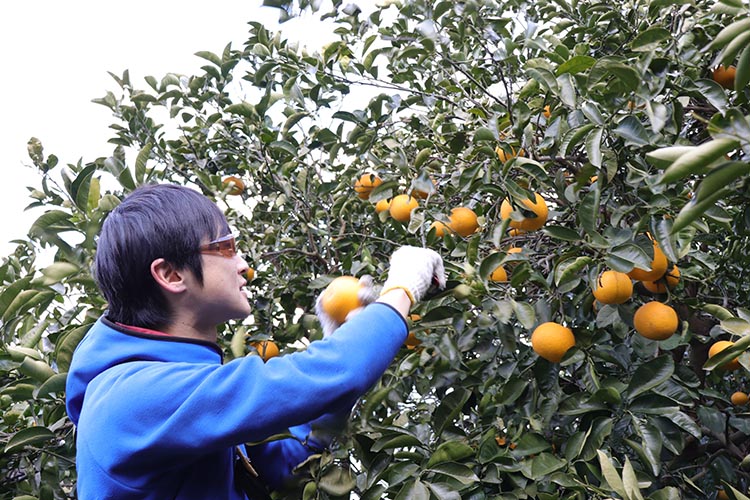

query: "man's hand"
xmin=380 ymin=246 xmax=446 ymax=305
xmin=314 ymin=275 xmax=378 ymax=337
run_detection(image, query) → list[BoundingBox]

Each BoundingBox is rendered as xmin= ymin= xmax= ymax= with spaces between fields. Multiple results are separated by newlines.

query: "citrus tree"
xmin=3 ymin=0 xmax=750 ymax=498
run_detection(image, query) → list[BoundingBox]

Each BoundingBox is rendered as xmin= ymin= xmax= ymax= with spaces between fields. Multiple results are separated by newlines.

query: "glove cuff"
xmin=380 ymin=285 xmax=416 ymax=305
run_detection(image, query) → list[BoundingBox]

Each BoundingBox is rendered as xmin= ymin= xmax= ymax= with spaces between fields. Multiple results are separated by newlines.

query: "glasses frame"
xmin=198 ymin=231 xmax=239 ymax=258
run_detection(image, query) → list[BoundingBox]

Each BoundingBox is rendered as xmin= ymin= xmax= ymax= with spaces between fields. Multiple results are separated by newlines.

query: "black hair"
xmin=93 ymin=184 xmax=230 ymax=329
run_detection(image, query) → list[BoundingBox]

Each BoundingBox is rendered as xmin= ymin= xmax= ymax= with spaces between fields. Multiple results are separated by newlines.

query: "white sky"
xmin=0 ymin=1 xmax=345 ymax=256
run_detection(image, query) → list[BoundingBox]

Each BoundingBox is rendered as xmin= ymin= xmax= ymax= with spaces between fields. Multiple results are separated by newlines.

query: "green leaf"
xmin=578 ymin=189 xmax=601 ymax=236
xmin=556 ymin=55 xmax=596 ymax=75
xmin=433 ymin=388 xmax=470 ymax=436
xmin=624 ymin=355 xmax=674 ymax=399
xmin=622 ymin=456 xmax=645 ymax=500
xmin=630 ymin=27 xmax=671 ymax=51
xmin=529 ymin=452 xmax=567 ymax=477
xmin=597 ymin=450 xmax=627 ymax=498
xmin=657 ymin=138 xmax=739 ymax=185
xmin=39 ymin=262 xmax=79 ymax=285
xmin=586 ymin=127 xmax=604 ymax=167
xmin=543 ymin=225 xmax=582 ymax=241
xmin=735 ymin=44 xmax=750 ymax=91
xmin=606 ymin=63 xmax=640 ymax=91
xmin=427 ymin=462 xmax=479 ymax=484
xmin=426 ymin=441 xmax=474 ymax=467
xmin=318 ymin=466 xmax=356 ymax=496
xmin=195 ymin=50 xmax=221 ymax=66
xmin=4 ymin=426 xmax=55 ymax=454
xmin=613 ymin=116 xmax=649 ymax=145
xmin=394 ymin=479 xmax=430 ymax=500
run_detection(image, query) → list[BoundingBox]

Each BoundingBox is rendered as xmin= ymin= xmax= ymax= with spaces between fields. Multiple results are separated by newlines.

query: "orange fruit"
xmin=490 ymin=265 xmax=508 ymax=282
xmin=718 ymin=490 xmax=730 ymax=500
xmin=627 ymin=240 xmax=668 ymax=281
xmin=389 ymin=194 xmax=419 ymax=222
xmin=712 ymin=65 xmax=736 ymax=89
xmin=246 ymin=268 xmax=255 ymax=281
xmin=447 ymin=207 xmax=479 ymax=237
xmin=430 ymin=220 xmax=449 ymax=237
xmin=642 ymin=265 xmax=681 ymax=294
xmin=319 ymin=276 xmax=363 ymax=324
xmin=633 ymin=301 xmax=679 ymax=340
xmin=500 ymin=193 xmax=548 ymax=231
xmin=354 ymin=173 xmax=383 ymax=200
xmin=709 ymin=340 xmax=741 ymax=371
xmin=251 ymin=340 xmax=279 ymax=362
xmin=495 ymin=146 xmax=525 ymax=163
xmin=508 ymin=228 xmax=526 ymax=237
xmin=531 ymin=322 xmax=576 ymax=363
xmin=592 ymin=270 xmax=633 ymax=304
xmin=222 ymin=176 xmax=245 ymax=196
xmin=543 ymin=105 xmax=551 ymax=118
xmin=375 ymin=198 xmax=390 ymax=214
xmin=731 ymin=391 xmax=749 ymax=406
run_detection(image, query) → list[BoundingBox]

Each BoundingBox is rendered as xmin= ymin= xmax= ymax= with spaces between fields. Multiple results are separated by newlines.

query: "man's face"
xmin=189 ymin=231 xmax=253 ymax=328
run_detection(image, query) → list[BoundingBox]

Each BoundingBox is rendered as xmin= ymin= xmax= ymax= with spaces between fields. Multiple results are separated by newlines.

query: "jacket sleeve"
xmin=81 ymin=303 xmax=408 ymax=474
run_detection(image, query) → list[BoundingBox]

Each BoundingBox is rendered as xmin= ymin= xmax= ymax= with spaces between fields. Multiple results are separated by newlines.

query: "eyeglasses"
xmin=199 ymin=231 xmax=239 ymax=258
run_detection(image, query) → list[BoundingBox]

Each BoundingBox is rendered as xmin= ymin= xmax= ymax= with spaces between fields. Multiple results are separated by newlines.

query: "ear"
xmin=150 ymin=258 xmax=188 ymax=295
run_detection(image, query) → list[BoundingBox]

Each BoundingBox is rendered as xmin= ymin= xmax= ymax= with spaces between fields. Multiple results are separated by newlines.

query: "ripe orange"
xmin=627 ymin=240 xmax=668 ymax=281
xmin=246 ymin=268 xmax=255 ymax=281
xmin=712 ymin=65 xmax=736 ymax=89
xmin=592 ymin=270 xmax=633 ymax=304
xmin=251 ymin=340 xmax=279 ymax=361
xmin=543 ymin=105 xmax=551 ymax=119
xmin=500 ymin=193 xmax=548 ymax=231
xmin=406 ymin=314 xmax=425 ymax=349
xmin=412 ymin=177 xmax=437 ymax=199
xmin=633 ymin=301 xmax=679 ymax=340
xmin=643 ymin=265 xmax=681 ymax=294
xmin=495 ymin=146 xmax=525 ymax=163
xmin=222 ymin=176 xmax=245 ymax=196
xmin=319 ymin=276 xmax=363 ymax=324
xmin=389 ymin=194 xmax=419 ymax=222
xmin=448 ymin=207 xmax=479 ymax=237
xmin=490 ymin=265 xmax=508 ymax=282
xmin=731 ymin=391 xmax=749 ymax=406
xmin=430 ymin=220 xmax=449 ymax=237
xmin=375 ymin=198 xmax=390 ymax=214
xmin=531 ymin=322 xmax=576 ymax=363
xmin=718 ymin=489 xmax=730 ymax=500
xmin=354 ymin=173 xmax=383 ymax=200
xmin=709 ymin=340 xmax=741 ymax=371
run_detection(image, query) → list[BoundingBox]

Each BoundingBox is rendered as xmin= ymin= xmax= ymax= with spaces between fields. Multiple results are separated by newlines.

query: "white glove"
xmin=380 ymin=246 xmax=446 ymax=305
xmin=314 ymin=275 xmax=379 ymax=337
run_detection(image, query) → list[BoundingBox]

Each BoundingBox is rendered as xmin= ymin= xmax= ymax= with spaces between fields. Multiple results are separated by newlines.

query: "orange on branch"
xmin=634 ymin=301 xmax=679 ymax=340
xmin=222 ymin=176 xmax=245 ymax=196
xmin=354 ymin=173 xmax=383 ymax=200
xmin=495 ymin=146 xmax=525 ymax=163
xmin=643 ymin=265 xmax=680 ymax=294
xmin=246 ymin=268 xmax=255 ymax=281
xmin=500 ymin=193 xmax=548 ymax=231
xmin=627 ymin=240 xmax=668 ymax=281
xmin=543 ymin=105 xmax=551 ymax=118
xmin=389 ymin=194 xmax=419 ymax=222
xmin=731 ymin=391 xmax=749 ymax=406
xmin=709 ymin=340 xmax=741 ymax=371
xmin=375 ymin=198 xmax=390 ymax=214
xmin=592 ymin=270 xmax=633 ymax=304
xmin=319 ymin=276 xmax=363 ymax=324
xmin=251 ymin=340 xmax=279 ymax=362
xmin=447 ymin=207 xmax=479 ymax=237
xmin=712 ymin=65 xmax=736 ymax=89
xmin=490 ymin=265 xmax=508 ymax=282
xmin=531 ymin=322 xmax=576 ymax=363
xmin=430 ymin=220 xmax=449 ymax=237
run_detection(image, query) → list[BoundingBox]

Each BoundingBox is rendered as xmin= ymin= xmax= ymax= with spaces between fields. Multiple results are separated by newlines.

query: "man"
xmin=65 ymin=183 xmax=445 ymax=499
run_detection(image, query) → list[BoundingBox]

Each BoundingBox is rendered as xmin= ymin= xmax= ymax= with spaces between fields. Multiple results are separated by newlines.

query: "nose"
xmin=235 ymin=253 xmax=249 ymax=275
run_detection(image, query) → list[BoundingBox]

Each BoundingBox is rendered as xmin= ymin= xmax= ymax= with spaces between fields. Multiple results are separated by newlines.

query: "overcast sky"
xmin=0 ymin=1 xmax=344 ymax=256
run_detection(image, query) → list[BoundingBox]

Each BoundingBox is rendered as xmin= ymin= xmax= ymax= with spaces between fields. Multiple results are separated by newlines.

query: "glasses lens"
xmin=200 ymin=231 xmax=239 ymax=258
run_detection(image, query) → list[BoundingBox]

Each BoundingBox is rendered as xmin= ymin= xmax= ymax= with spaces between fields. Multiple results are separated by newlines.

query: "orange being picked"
xmin=709 ymin=340 xmax=741 ymax=371
xmin=643 ymin=265 xmax=681 ymax=294
xmin=500 ymin=193 xmax=548 ymax=231
xmin=712 ymin=65 xmax=736 ymax=89
xmin=531 ymin=322 xmax=576 ymax=363
xmin=633 ymin=301 xmax=679 ymax=340
xmin=246 ymin=268 xmax=255 ymax=281
xmin=319 ymin=276 xmax=363 ymax=324
xmin=627 ymin=239 xmax=668 ymax=281
xmin=389 ymin=194 xmax=419 ymax=222
xmin=354 ymin=173 xmax=383 ymax=200
xmin=592 ymin=270 xmax=633 ymax=304
xmin=447 ymin=207 xmax=479 ymax=237
xmin=374 ymin=198 xmax=391 ymax=214
xmin=731 ymin=391 xmax=749 ymax=406
xmin=251 ymin=340 xmax=279 ymax=362
xmin=222 ymin=176 xmax=245 ymax=196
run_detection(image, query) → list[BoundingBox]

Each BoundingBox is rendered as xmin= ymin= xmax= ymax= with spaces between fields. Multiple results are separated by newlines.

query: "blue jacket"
xmin=65 ymin=303 xmax=407 ymax=499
